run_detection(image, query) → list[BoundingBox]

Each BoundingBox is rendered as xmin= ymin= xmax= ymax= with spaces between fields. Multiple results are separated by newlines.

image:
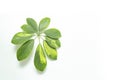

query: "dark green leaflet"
xmin=39 ymin=17 xmax=50 ymax=32
xmin=26 ymin=18 xmax=38 ymax=32
xmin=17 ymin=39 xmax=34 ymax=61
xmin=44 ymin=28 xmax=61 ymax=39
xmin=21 ymin=24 xmax=37 ymax=33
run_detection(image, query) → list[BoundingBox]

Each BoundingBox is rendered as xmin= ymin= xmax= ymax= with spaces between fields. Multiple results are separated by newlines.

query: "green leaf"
xmin=21 ymin=24 xmax=37 ymax=33
xmin=43 ymin=41 xmax=57 ymax=60
xmin=11 ymin=17 xmax=61 ymax=72
xmin=44 ymin=28 xmax=61 ymax=39
xmin=39 ymin=17 xmax=50 ymax=32
xmin=26 ymin=18 xmax=38 ymax=32
xmin=11 ymin=32 xmax=33 ymax=44
xmin=34 ymin=44 xmax=47 ymax=71
xmin=45 ymin=37 xmax=61 ymax=49
xmin=17 ymin=39 xmax=34 ymax=61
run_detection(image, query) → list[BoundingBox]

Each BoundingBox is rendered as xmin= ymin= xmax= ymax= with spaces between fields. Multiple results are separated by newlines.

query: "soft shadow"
xmin=34 ymin=56 xmax=56 ymax=74
xmin=13 ymin=45 xmax=20 ymax=53
xmin=13 ymin=45 xmax=32 ymax=67
xmin=35 ymin=67 xmax=47 ymax=74
xmin=19 ymin=50 xmax=34 ymax=67
xmin=19 ymin=56 xmax=32 ymax=67
xmin=47 ymin=55 xmax=58 ymax=61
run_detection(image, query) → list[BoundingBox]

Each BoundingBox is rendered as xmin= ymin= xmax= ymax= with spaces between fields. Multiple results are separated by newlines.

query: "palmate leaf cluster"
xmin=11 ymin=17 xmax=61 ymax=71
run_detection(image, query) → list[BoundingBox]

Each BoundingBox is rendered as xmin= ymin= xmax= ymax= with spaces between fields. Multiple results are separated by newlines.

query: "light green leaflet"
xmin=11 ymin=17 xmax=61 ymax=72
xmin=11 ymin=32 xmax=33 ymax=45
xmin=45 ymin=37 xmax=61 ymax=49
xmin=34 ymin=44 xmax=47 ymax=71
xmin=43 ymin=41 xmax=57 ymax=60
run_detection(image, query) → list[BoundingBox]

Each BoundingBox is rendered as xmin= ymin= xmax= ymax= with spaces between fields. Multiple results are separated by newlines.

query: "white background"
xmin=0 ymin=0 xmax=120 ymax=80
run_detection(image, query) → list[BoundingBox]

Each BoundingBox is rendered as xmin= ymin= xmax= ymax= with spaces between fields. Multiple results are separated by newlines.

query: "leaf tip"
xmin=44 ymin=17 xmax=50 ymax=20
xmin=17 ymin=54 xmax=22 ymax=61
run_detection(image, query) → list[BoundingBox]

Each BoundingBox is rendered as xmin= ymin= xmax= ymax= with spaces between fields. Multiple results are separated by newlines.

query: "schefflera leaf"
xmin=43 ymin=41 xmax=57 ymax=60
xmin=17 ymin=39 xmax=34 ymax=61
xmin=26 ymin=18 xmax=38 ymax=33
xmin=45 ymin=37 xmax=61 ymax=49
xmin=44 ymin=28 xmax=61 ymax=39
xmin=11 ymin=32 xmax=33 ymax=45
xmin=21 ymin=24 xmax=37 ymax=33
xmin=39 ymin=17 xmax=50 ymax=32
xmin=34 ymin=44 xmax=47 ymax=71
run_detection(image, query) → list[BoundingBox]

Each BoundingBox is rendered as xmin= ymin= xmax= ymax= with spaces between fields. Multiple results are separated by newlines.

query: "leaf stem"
xmin=40 ymin=36 xmax=44 ymax=41
xmin=37 ymin=36 xmax=40 ymax=44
